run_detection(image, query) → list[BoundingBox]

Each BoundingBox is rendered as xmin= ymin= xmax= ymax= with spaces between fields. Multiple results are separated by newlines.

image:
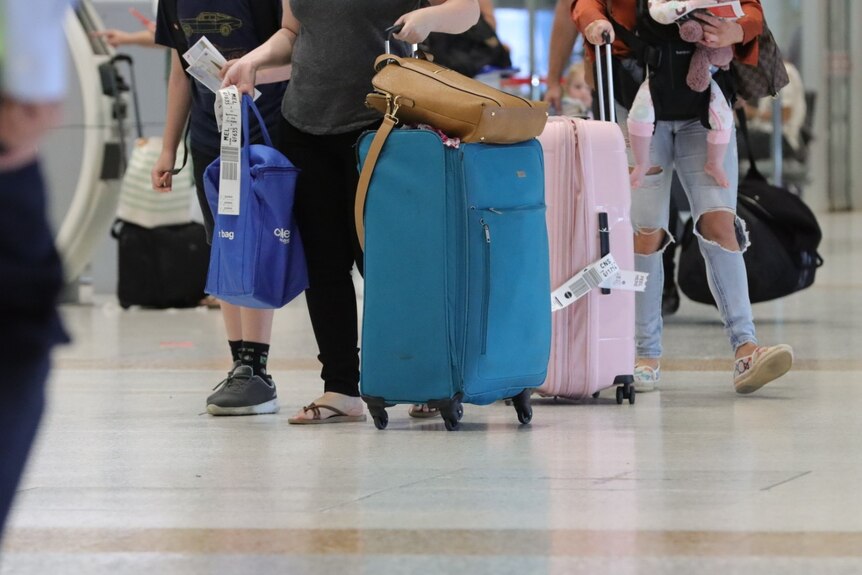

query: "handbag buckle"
xmin=385 ymin=94 xmax=401 ymax=124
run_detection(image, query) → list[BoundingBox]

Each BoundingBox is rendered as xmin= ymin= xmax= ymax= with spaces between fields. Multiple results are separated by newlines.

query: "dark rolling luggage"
xmin=111 ymin=220 xmax=209 ymax=309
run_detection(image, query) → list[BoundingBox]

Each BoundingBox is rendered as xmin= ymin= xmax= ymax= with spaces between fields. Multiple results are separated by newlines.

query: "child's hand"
xmin=151 ymin=149 xmax=177 ymax=193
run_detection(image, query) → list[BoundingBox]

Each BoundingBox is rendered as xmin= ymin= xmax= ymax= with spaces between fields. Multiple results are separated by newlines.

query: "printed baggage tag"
xmin=216 ymin=86 xmax=241 ymax=216
xmin=551 ymin=255 xmax=649 ymax=311
xmin=600 ymin=270 xmax=649 ymax=292
xmin=551 ymin=254 xmax=620 ymax=311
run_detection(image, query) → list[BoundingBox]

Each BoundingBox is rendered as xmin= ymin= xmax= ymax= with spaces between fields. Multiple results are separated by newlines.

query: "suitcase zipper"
xmin=476 ymin=206 xmax=544 ymax=356
xmin=481 ymin=218 xmax=491 ymax=355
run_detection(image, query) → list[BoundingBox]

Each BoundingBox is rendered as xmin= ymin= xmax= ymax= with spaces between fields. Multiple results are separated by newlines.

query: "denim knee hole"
xmin=693 ymin=210 xmax=750 ymax=254
xmin=633 ymin=227 xmax=674 ymax=255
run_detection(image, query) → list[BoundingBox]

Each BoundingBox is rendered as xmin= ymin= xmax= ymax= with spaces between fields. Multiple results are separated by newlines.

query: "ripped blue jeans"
xmin=617 ymin=104 xmax=757 ymax=359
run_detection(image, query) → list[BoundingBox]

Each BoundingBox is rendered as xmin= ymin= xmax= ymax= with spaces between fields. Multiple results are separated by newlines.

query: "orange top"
xmin=572 ymin=0 xmax=762 ymax=66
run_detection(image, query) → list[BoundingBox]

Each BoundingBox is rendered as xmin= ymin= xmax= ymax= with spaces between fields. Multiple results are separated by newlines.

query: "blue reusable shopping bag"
xmin=204 ymin=94 xmax=307 ymax=308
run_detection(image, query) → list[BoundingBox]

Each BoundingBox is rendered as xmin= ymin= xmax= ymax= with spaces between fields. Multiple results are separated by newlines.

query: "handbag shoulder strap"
xmin=605 ymin=0 xmax=662 ymax=69
xmin=354 ymin=116 xmax=397 ymax=251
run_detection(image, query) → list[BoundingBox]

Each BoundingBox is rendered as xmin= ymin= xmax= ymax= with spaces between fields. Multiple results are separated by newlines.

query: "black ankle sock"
xmin=229 ymin=340 xmax=244 ymax=363
xmin=239 ymin=341 xmax=270 ymax=377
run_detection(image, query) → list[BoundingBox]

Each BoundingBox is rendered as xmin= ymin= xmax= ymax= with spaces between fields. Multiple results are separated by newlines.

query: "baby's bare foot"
xmin=629 ymin=165 xmax=648 ymax=190
xmin=704 ymin=162 xmax=729 ymax=188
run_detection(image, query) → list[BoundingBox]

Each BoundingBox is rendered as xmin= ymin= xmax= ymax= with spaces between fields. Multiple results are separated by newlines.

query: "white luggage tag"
xmin=551 ymin=254 xmax=648 ymax=311
xmin=600 ymin=269 xmax=649 ymax=291
xmin=215 ymin=86 xmax=242 ymax=216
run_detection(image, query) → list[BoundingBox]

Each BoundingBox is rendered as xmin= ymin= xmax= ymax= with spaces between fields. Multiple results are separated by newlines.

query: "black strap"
xmin=735 ymin=107 xmax=766 ymax=182
xmin=606 ymin=0 xmax=662 ymax=69
xmin=171 ymin=121 xmax=191 ymax=175
xmin=161 ymin=0 xmax=190 ymax=73
xmin=607 ymin=16 xmax=660 ymax=69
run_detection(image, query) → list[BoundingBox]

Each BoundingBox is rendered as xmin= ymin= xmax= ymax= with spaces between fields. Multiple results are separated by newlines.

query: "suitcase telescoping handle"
xmin=594 ymin=32 xmax=616 ymax=124
xmin=595 ymin=33 xmax=614 ymax=294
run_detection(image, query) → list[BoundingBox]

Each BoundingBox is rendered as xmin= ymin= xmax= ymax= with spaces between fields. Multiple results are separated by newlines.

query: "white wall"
xmin=852 ymin=0 xmax=862 ymax=211
xmin=798 ymin=0 xmax=861 ymax=213
xmin=799 ymin=0 xmax=829 ymax=213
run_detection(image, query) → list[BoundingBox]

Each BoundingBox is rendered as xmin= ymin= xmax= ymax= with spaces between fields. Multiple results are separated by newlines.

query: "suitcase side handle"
xmin=599 ymin=212 xmax=611 ymax=295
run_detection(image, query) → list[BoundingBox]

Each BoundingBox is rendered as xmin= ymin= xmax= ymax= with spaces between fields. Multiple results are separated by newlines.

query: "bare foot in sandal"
xmin=408 ymin=404 xmax=439 ymax=418
xmin=287 ymin=392 xmax=367 ymax=424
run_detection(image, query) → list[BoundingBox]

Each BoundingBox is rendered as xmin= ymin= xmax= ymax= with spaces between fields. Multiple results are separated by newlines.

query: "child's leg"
xmin=627 ymin=80 xmax=656 ymax=190
xmin=704 ymin=80 xmax=733 ymax=188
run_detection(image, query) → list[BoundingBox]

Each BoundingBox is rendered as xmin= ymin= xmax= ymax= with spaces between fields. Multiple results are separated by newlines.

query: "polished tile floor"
xmin=1 ymin=212 xmax=861 ymax=574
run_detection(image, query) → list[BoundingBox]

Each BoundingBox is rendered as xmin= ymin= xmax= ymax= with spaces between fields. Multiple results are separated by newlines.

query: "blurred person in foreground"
xmin=0 ymin=0 xmax=72 ymax=539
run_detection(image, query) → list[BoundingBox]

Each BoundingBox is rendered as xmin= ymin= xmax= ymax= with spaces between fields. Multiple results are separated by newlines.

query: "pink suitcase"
xmin=537 ymin=44 xmax=636 ymax=403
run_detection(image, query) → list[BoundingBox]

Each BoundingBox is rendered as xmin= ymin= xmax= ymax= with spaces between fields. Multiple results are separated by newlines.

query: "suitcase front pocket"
xmin=471 ymin=205 xmax=550 ymax=382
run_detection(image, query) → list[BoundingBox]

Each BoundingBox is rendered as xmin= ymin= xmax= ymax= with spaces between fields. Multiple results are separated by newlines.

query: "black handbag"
xmin=677 ymin=112 xmax=824 ymax=305
xmin=111 ymin=220 xmax=210 ymax=309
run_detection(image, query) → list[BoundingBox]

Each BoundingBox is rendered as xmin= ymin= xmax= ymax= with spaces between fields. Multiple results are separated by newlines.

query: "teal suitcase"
xmin=357 ymin=128 xmax=551 ymax=430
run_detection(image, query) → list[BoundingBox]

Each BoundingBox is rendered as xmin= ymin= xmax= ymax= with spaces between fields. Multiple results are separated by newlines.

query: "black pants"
xmin=0 ymin=359 xmax=49 ymax=533
xmin=0 ymin=161 xmax=67 ymax=534
xmin=279 ymin=119 xmax=374 ymax=396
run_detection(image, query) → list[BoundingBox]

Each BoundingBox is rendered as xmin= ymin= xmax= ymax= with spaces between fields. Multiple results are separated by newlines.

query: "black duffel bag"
xmin=677 ymin=113 xmax=824 ymax=305
xmin=111 ymin=219 xmax=210 ymax=309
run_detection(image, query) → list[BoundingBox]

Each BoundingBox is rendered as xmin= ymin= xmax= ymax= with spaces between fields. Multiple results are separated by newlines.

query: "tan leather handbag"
xmin=366 ymin=54 xmax=549 ymax=144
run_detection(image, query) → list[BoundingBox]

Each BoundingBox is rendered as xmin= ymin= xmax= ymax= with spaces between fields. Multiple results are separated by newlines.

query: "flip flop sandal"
xmin=408 ymin=404 xmax=440 ymax=419
xmin=287 ymin=403 xmax=367 ymax=425
xmin=199 ymin=295 xmax=221 ymax=309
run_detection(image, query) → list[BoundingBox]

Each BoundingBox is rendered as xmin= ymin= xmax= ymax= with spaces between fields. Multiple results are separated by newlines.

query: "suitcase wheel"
xmin=372 ymin=412 xmax=388 ymax=430
xmin=616 ymin=385 xmax=636 ymax=405
xmin=511 ymin=389 xmax=533 ymax=425
xmin=369 ymin=407 xmax=389 ymax=430
xmin=592 ymin=391 xmax=601 ymax=399
xmin=439 ymin=399 xmax=463 ymax=431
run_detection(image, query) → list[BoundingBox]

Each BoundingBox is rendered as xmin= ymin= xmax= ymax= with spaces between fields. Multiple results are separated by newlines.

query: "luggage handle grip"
xmin=594 ymin=33 xmax=616 ymax=124
xmin=384 ymin=24 xmax=418 ymax=58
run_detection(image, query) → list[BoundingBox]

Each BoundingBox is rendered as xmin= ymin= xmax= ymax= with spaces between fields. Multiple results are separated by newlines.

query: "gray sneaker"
xmin=206 ymin=364 xmax=280 ymax=415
